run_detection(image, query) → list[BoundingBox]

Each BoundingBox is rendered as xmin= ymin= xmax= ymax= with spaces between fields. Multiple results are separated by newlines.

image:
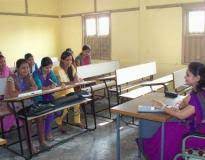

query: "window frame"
xmin=82 ymin=13 xmax=111 ymax=60
xmin=83 ymin=13 xmax=111 ymax=38
xmin=182 ymin=3 xmax=205 ymax=64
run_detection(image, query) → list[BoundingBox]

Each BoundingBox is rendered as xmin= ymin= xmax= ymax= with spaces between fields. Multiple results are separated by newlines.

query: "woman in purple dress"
xmin=139 ymin=62 xmax=205 ymax=160
xmin=6 ymin=59 xmax=47 ymax=153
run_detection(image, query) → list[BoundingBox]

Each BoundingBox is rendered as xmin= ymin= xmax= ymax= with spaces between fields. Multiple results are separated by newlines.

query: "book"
xmin=138 ymin=105 xmax=164 ymax=113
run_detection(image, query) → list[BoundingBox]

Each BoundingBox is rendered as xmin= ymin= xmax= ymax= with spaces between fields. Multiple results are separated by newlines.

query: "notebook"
xmin=138 ymin=105 xmax=164 ymax=113
xmin=0 ymin=78 xmax=7 ymax=95
xmin=18 ymin=90 xmax=42 ymax=98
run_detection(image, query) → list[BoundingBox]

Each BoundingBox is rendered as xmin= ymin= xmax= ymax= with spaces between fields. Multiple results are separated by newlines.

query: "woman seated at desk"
xmin=24 ymin=53 xmax=38 ymax=74
xmin=75 ymin=44 xmax=91 ymax=66
xmin=53 ymin=50 xmax=84 ymax=131
xmin=6 ymin=59 xmax=47 ymax=153
xmin=0 ymin=54 xmax=16 ymax=133
xmin=33 ymin=57 xmax=60 ymax=141
xmin=138 ymin=62 xmax=205 ymax=160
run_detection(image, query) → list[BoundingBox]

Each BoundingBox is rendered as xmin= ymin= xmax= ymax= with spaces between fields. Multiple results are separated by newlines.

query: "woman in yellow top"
xmin=53 ymin=50 xmax=83 ymax=132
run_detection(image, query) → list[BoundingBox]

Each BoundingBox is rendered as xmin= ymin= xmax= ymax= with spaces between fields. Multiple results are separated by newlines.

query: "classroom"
xmin=0 ymin=0 xmax=205 ymax=160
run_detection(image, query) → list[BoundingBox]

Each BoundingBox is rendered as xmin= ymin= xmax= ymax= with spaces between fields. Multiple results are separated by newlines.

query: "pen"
xmin=49 ymin=78 xmax=58 ymax=87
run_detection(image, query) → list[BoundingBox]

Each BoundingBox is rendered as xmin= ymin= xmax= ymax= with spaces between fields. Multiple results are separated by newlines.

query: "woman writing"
xmin=139 ymin=62 xmax=205 ymax=160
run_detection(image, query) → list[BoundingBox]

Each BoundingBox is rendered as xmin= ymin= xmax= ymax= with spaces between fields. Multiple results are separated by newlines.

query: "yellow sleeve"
xmin=53 ymin=66 xmax=62 ymax=82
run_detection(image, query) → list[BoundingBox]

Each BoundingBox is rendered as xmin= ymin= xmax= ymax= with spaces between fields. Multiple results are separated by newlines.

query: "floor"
xmin=0 ymin=92 xmax=140 ymax=160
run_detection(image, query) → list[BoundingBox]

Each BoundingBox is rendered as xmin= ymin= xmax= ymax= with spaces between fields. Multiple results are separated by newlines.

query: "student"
xmin=0 ymin=54 xmax=15 ymax=133
xmin=6 ymin=59 xmax=47 ymax=153
xmin=53 ymin=51 xmax=84 ymax=131
xmin=0 ymin=54 xmax=13 ymax=78
xmin=75 ymin=44 xmax=91 ymax=66
xmin=138 ymin=62 xmax=205 ymax=160
xmin=33 ymin=57 xmax=60 ymax=141
xmin=24 ymin=53 xmax=38 ymax=74
xmin=65 ymin=48 xmax=76 ymax=68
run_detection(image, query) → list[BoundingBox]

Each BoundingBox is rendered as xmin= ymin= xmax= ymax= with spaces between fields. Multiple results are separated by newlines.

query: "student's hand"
xmin=152 ymin=99 xmax=166 ymax=108
xmin=173 ymin=101 xmax=182 ymax=109
xmin=61 ymin=83 xmax=66 ymax=88
xmin=78 ymin=78 xmax=84 ymax=82
xmin=30 ymin=86 xmax=37 ymax=91
xmin=50 ymin=84 xmax=56 ymax=89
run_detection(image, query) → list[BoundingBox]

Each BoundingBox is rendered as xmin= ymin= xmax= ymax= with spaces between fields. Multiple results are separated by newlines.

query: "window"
xmin=188 ymin=11 xmax=205 ymax=33
xmin=83 ymin=14 xmax=111 ymax=60
xmin=98 ymin=17 xmax=110 ymax=36
xmin=183 ymin=5 xmax=205 ymax=64
xmin=85 ymin=18 xmax=96 ymax=36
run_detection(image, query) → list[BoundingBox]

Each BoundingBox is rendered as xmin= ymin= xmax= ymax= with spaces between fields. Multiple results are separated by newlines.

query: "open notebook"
xmin=138 ymin=105 xmax=164 ymax=113
xmin=0 ymin=78 xmax=7 ymax=95
xmin=18 ymin=90 xmax=42 ymax=98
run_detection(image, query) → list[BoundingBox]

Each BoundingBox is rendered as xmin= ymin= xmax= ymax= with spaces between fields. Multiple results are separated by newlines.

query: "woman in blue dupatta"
xmin=139 ymin=62 xmax=205 ymax=160
xmin=33 ymin=57 xmax=60 ymax=141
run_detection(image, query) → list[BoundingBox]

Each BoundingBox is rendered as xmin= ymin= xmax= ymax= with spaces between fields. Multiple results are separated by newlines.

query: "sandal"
xmin=31 ymin=146 xmax=40 ymax=154
xmin=46 ymin=134 xmax=54 ymax=141
xmin=58 ymin=125 xmax=67 ymax=134
xmin=74 ymin=122 xmax=85 ymax=129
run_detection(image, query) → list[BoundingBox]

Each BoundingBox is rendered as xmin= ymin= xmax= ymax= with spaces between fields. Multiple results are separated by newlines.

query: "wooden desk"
xmin=98 ymin=75 xmax=116 ymax=81
xmin=3 ymin=83 xmax=96 ymax=159
xmin=111 ymin=92 xmax=184 ymax=160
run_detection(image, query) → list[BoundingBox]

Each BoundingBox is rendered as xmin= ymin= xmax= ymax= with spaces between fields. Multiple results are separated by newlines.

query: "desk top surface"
xmin=3 ymin=80 xmax=95 ymax=102
xmin=111 ymin=92 xmax=184 ymax=122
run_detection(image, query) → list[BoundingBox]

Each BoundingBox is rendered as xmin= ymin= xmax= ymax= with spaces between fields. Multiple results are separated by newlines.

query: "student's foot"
xmin=58 ymin=125 xmax=67 ymax=134
xmin=46 ymin=134 xmax=54 ymax=141
xmin=31 ymin=146 xmax=39 ymax=154
xmin=74 ymin=122 xmax=85 ymax=129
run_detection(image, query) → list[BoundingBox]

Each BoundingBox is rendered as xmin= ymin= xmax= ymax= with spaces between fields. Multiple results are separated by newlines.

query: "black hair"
xmin=60 ymin=51 xmax=75 ymax=80
xmin=0 ymin=54 xmax=4 ymax=59
xmin=61 ymin=51 xmax=72 ymax=60
xmin=41 ymin=57 xmax=53 ymax=67
xmin=24 ymin=53 xmax=33 ymax=60
xmin=188 ymin=62 xmax=205 ymax=92
xmin=65 ymin=48 xmax=73 ymax=54
xmin=16 ymin=59 xmax=27 ymax=69
xmin=82 ymin=44 xmax=91 ymax=51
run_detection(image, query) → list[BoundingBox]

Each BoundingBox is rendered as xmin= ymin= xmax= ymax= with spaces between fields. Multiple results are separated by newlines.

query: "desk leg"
xmin=10 ymin=102 xmax=24 ymax=155
xmin=24 ymin=119 xmax=32 ymax=158
xmin=20 ymin=101 xmax=32 ymax=158
xmin=116 ymin=113 xmax=120 ymax=160
xmin=161 ymin=122 xmax=165 ymax=160
xmin=81 ymin=104 xmax=88 ymax=129
xmin=91 ymin=99 xmax=96 ymax=129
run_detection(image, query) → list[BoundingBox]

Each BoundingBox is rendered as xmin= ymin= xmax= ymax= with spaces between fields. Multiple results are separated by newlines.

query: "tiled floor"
xmin=0 ymin=95 xmax=140 ymax=160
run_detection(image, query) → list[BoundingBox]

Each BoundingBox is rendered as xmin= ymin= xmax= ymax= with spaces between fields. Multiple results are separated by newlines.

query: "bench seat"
xmin=119 ymin=86 xmax=152 ymax=99
xmin=82 ymin=80 xmax=116 ymax=93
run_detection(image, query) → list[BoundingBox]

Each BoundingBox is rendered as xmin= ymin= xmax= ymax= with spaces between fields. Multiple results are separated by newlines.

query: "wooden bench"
xmin=119 ymin=74 xmax=173 ymax=100
xmin=173 ymin=68 xmax=192 ymax=94
xmin=114 ymin=62 xmax=157 ymax=103
xmin=77 ymin=61 xmax=120 ymax=118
